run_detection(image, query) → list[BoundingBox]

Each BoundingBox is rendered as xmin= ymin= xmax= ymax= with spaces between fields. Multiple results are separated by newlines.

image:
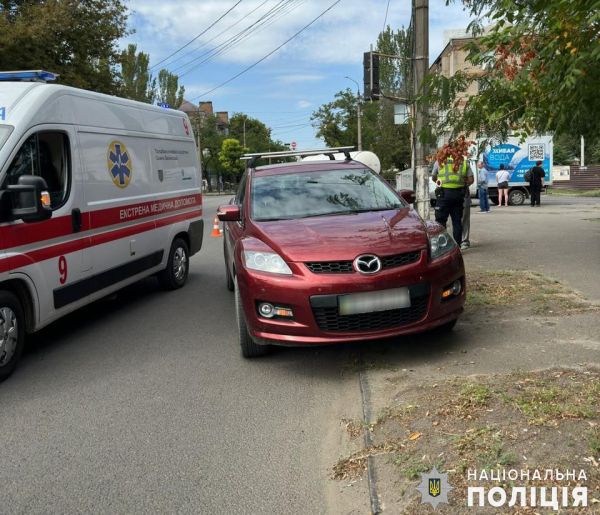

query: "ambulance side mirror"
xmin=6 ymin=175 xmax=52 ymax=223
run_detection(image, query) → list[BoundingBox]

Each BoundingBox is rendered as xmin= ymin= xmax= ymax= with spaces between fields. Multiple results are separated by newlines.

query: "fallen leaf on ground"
xmin=409 ymin=432 xmax=422 ymax=441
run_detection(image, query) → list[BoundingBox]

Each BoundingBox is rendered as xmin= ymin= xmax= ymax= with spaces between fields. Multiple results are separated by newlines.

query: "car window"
xmin=236 ymin=172 xmax=247 ymax=214
xmin=251 ymin=168 xmax=403 ymax=221
xmin=3 ymin=131 xmax=71 ymax=210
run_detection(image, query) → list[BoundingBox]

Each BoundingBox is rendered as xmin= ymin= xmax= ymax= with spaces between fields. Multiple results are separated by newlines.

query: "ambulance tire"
xmin=234 ymin=278 xmax=270 ymax=358
xmin=159 ymin=237 xmax=189 ymax=290
xmin=0 ymin=291 xmax=25 ymax=383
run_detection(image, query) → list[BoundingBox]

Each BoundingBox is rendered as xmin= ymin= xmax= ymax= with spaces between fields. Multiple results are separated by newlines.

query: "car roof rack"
xmin=0 ymin=70 xmax=59 ymax=83
xmin=242 ymin=146 xmax=354 ymax=168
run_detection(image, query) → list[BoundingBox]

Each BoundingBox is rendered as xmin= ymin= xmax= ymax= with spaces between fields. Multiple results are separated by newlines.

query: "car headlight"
xmin=429 ymin=230 xmax=457 ymax=260
xmin=244 ymin=251 xmax=293 ymax=275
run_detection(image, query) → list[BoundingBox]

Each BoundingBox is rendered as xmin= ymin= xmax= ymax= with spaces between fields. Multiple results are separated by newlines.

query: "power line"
xmin=151 ymin=0 xmax=243 ymax=70
xmin=176 ymin=0 xmax=301 ymax=77
xmin=190 ymin=0 xmax=343 ymax=100
xmin=166 ymin=0 xmax=271 ymax=70
xmin=382 ymin=0 xmax=391 ymax=32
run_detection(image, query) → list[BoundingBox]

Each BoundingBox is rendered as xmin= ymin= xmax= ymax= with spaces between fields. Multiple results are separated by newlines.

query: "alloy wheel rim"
xmin=0 ymin=307 xmax=18 ymax=367
xmin=173 ymin=247 xmax=187 ymax=281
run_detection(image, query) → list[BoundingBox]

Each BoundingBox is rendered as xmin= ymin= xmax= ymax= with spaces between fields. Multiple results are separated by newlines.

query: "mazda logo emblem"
xmin=354 ymin=254 xmax=382 ymax=274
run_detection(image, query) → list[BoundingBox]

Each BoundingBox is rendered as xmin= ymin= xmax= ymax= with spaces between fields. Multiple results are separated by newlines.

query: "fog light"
xmin=442 ymin=280 xmax=462 ymax=299
xmin=274 ymin=307 xmax=294 ymax=318
xmin=258 ymin=303 xmax=275 ymax=318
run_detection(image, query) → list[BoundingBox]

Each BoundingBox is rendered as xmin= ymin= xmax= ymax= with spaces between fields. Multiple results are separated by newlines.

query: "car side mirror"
xmin=6 ymin=175 xmax=52 ymax=223
xmin=217 ymin=204 xmax=241 ymax=222
xmin=399 ymin=189 xmax=416 ymax=204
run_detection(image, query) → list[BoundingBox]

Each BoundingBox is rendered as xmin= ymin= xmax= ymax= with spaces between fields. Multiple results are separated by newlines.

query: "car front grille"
xmin=305 ymin=250 xmax=421 ymax=274
xmin=310 ymin=287 xmax=430 ymax=332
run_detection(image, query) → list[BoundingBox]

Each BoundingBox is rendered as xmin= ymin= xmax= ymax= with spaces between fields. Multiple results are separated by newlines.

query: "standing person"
xmin=432 ymin=155 xmax=473 ymax=246
xmin=528 ymin=160 xmax=545 ymax=207
xmin=496 ymin=164 xmax=511 ymax=206
xmin=460 ymin=162 xmax=475 ymax=249
xmin=477 ymin=162 xmax=490 ymax=213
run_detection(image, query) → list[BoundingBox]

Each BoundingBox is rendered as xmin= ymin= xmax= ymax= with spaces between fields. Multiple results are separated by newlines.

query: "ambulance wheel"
xmin=234 ymin=278 xmax=270 ymax=358
xmin=159 ymin=237 xmax=189 ymax=290
xmin=0 ymin=291 xmax=25 ymax=382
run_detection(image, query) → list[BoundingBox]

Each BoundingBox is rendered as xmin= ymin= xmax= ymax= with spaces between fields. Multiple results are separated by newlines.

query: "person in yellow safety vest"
xmin=431 ymin=156 xmax=474 ymax=247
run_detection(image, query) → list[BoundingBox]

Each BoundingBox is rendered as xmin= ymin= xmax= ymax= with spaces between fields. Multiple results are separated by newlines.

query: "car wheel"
xmin=508 ymin=189 xmax=526 ymax=206
xmin=158 ymin=237 xmax=189 ymax=290
xmin=234 ymin=278 xmax=270 ymax=358
xmin=0 ymin=291 xmax=25 ymax=382
xmin=224 ymin=243 xmax=234 ymax=292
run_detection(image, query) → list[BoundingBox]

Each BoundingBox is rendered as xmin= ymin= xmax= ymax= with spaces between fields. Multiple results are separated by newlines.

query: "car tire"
xmin=234 ymin=278 xmax=270 ymax=358
xmin=0 ymin=291 xmax=25 ymax=383
xmin=224 ymin=244 xmax=234 ymax=292
xmin=508 ymin=189 xmax=526 ymax=206
xmin=158 ymin=237 xmax=189 ymax=290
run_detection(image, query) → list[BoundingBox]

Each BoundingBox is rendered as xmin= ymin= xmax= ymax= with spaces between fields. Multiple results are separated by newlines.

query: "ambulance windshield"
xmin=0 ymin=125 xmax=12 ymax=149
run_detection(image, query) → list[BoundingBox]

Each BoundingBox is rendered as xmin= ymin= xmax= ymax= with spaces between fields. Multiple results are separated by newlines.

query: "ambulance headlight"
xmin=429 ymin=230 xmax=457 ymax=260
xmin=244 ymin=251 xmax=292 ymax=275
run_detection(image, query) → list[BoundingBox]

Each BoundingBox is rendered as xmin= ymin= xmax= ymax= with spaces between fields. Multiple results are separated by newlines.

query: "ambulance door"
xmin=1 ymin=125 xmax=91 ymax=323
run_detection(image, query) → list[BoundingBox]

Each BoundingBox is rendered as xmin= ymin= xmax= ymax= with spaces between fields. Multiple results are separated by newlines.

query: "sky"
xmin=124 ymin=0 xmax=473 ymax=148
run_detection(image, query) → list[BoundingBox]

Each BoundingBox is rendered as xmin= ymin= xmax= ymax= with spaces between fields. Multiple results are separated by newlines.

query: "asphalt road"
xmin=0 ymin=194 xmax=367 ymax=515
xmin=1 ymin=192 xmax=598 ymax=514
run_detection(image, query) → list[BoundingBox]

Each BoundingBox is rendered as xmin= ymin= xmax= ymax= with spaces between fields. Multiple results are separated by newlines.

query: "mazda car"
xmin=217 ymin=155 xmax=465 ymax=357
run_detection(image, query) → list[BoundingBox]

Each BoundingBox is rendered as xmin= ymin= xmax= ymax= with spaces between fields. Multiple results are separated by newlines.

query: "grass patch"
xmin=466 ymin=270 xmax=598 ymax=316
xmin=547 ymin=188 xmax=600 ymax=197
xmin=332 ymin=368 xmax=600 ymax=512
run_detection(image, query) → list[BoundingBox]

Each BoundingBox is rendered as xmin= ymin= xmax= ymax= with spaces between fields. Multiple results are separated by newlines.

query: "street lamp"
xmin=344 ymin=76 xmax=362 ymax=151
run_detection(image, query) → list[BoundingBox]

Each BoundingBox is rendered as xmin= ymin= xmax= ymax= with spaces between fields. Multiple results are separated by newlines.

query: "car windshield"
xmin=0 ymin=125 xmax=13 ymax=150
xmin=251 ymin=167 xmax=403 ymax=221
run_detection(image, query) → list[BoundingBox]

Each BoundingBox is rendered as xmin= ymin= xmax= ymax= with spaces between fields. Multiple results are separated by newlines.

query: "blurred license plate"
xmin=338 ymin=288 xmax=411 ymax=315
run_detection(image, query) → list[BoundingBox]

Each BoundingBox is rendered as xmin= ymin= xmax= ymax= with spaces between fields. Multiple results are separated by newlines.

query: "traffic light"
xmin=363 ymin=51 xmax=380 ymax=100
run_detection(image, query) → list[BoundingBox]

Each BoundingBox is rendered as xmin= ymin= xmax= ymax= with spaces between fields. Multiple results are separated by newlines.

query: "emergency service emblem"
xmin=107 ymin=141 xmax=133 ymax=188
xmin=417 ymin=467 xmax=453 ymax=509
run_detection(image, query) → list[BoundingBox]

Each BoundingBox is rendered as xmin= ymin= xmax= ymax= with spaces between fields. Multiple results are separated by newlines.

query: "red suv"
xmin=217 ymin=152 xmax=465 ymax=357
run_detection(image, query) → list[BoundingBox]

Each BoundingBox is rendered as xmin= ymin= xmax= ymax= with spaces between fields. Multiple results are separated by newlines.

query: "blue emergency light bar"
xmin=0 ymin=70 xmax=59 ymax=82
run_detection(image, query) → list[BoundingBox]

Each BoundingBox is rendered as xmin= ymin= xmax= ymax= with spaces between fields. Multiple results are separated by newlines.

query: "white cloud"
xmin=125 ymin=0 xmax=473 ymax=69
xmin=277 ymin=74 xmax=324 ymax=84
xmin=297 ymin=100 xmax=313 ymax=108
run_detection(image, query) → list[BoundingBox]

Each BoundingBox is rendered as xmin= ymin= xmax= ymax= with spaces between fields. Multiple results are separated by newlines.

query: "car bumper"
xmin=237 ymin=248 xmax=465 ymax=346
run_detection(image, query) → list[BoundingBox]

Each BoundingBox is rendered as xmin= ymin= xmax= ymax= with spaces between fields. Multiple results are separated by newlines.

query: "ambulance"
xmin=0 ymin=71 xmax=203 ymax=381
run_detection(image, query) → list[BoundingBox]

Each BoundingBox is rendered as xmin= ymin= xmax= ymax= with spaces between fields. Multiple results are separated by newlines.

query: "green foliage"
xmin=228 ymin=114 xmax=287 ymax=154
xmin=218 ymin=138 xmax=246 ymax=179
xmin=424 ymin=0 xmax=600 ymax=141
xmin=119 ymin=44 xmax=155 ymax=103
xmin=0 ymin=0 xmax=129 ymax=95
xmin=157 ymin=69 xmax=184 ymax=108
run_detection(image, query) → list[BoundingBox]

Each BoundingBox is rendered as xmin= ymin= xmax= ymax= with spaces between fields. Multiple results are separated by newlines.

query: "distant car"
xmin=217 ymin=150 xmax=465 ymax=358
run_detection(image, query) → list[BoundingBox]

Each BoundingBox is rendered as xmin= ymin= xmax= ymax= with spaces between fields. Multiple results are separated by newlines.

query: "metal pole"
xmin=243 ymin=116 xmax=247 ymax=148
xmin=345 ymin=76 xmax=362 ymax=151
xmin=581 ymin=135 xmax=585 ymax=167
xmin=414 ymin=0 xmax=430 ymax=219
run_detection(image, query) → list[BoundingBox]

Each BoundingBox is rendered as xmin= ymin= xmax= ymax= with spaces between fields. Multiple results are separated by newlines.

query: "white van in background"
xmin=0 ymin=71 xmax=203 ymax=381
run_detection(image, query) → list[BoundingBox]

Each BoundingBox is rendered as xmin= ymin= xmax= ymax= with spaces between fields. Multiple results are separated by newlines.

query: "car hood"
xmin=253 ymin=208 xmax=428 ymax=262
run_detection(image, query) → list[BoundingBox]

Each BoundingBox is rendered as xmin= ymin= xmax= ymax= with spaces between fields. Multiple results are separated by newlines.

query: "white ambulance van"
xmin=0 ymin=71 xmax=203 ymax=381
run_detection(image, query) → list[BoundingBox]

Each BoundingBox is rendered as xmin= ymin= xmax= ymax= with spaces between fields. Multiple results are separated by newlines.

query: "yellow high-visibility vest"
xmin=439 ymin=157 xmax=468 ymax=188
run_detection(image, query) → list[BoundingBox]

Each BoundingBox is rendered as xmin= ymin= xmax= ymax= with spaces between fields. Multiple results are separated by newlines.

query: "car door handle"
xmin=72 ymin=208 xmax=82 ymax=233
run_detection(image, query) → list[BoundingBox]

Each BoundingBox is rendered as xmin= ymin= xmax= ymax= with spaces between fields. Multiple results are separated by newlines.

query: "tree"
xmin=423 ymin=0 xmax=600 ymax=142
xmin=0 ymin=0 xmax=129 ymax=95
xmin=120 ymin=44 xmax=155 ymax=103
xmin=228 ymin=114 xmax=272 ymax=153
xmin=156 ymin=69 xmax=184 ymax=108
xmin=218 ymin=138 xmax=246 ymax=180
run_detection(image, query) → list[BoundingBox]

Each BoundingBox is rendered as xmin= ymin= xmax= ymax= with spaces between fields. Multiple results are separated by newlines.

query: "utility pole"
xmin=413 ymin=0 xmax=430 ymax=219
xmin=243 ymin=115 xmax=247 ymax=148
xmin=345 ymin=76 xmax=362 ymax=151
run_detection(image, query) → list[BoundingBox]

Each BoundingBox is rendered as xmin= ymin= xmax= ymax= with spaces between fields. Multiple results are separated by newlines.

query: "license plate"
xmin=338 ymin=288 xmax=411 ymax=315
